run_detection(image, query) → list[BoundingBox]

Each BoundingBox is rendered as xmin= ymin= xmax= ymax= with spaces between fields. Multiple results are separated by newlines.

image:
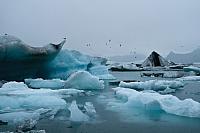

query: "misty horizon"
xmin=1 ymin=0 xmax=200 ymax=57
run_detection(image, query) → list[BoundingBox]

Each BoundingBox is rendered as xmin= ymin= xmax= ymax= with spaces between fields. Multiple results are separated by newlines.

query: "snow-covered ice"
xmin=119 ymin=80 xmax=184 ymax=91
xmin=65 ymin=71 xmax=104 ymax=90
xmin=24 ymin=78 xmax=65 ymax=89
xmin=112 ymin=87 xmax=200 ymax=118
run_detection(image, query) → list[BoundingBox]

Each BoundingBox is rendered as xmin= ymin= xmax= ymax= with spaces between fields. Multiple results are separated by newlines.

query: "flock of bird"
xmin=85 ymin=39 xmax=138 ymax=58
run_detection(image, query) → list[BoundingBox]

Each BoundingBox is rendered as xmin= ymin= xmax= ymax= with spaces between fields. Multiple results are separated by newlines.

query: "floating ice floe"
xmin=183 ymin=66 xmax=200 ymax=73
xmin=68 ymin=101 xmax=89 ymax=122
xmin=109 ymin=63 xmax=142 ymax=71
xmin=0 ymin=109 xmax=49 ymax=124
xmin=112 ymin=87 xmax=200 ymax=118
xmin=0 ymin=82 xmax=85 ymax=124
xmin=24 ymin=78 xmax=65 ymax=89
xmin=162 ymin=71 xmax=185 ymax=78
xmin=176 ymin=76 xmax=200 ymax=81
xmin=65 ymin=71 xmax=104 ymax=90
xmin=0 ymin=81 xmax=84 ymax=97
xmin=119 ymin=80 xmax=184 ymax=91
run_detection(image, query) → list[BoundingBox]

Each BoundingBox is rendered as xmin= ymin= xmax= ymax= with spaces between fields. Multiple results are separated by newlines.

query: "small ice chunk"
xmin=25 ymin=78 xmax=65 ymax=89
xmin=65 ymin=71 xmax=104 ymax=90
xmin=158 ymin=87 xmax=176 ymax=94
xmin=68 ymin=101 xmax=89 ymax=122
xmin=119 ymin=80 xmax=184 ymax=91
xmin=84 ymin=102 xmax=96 ymax=117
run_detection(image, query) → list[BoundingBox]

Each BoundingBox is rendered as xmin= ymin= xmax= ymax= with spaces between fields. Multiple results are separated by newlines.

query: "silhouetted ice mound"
xmin=142 ymin=51 xmax=174 ymax=67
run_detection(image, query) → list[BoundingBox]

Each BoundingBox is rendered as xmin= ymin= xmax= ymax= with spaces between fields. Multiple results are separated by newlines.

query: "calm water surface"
xmin=1 ymin=71 xmax=200 ymax=133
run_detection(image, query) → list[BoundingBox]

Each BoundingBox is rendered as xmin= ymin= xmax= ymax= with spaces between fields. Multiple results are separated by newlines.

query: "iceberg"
xmin=65 ymin=71 xmax=104 ymax=90
xmin=45 ymin=49 xmax=112 ymax=80
xmin=0 ymin=82 xmax=85 ymax=123
xmin=68 ymin=101 xmax=89 ymax=122
xmin=0 ymin=35 xmax=114 ymax=81
xmin=0 ymin=35 xmax=65 ymax=81
xmin=142 ymin=51 xmax=175 ymax=67
xmin=24 ymin=78 xmax=65 ymax=89
xmin=183 ymin=66 xmax=200 ymax=74
xmin=0 ymin=82 xmax=84 ymax=97
xmin=119 ymin=80 xmax=184 ymax=91
xmin=112 ymin=87 xmax=200 ymax=118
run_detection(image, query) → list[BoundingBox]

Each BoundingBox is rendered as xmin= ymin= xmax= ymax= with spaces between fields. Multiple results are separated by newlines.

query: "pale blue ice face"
xmin=1 ymin=0 xmax=200 ymax=56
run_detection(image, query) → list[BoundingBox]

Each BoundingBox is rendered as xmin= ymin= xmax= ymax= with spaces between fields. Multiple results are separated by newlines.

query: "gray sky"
xmin=1 ymin=0 xmax=200 ymax=57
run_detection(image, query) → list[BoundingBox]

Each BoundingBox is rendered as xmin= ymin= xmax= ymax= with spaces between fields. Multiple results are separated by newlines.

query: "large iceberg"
xmin=112 ymin=87 xmax=200 ymax=118
xmin=65 ymin=71 xmax=104 ymax=90
xmin=0 ymin=35 xmax=65 ymax=81
xmin=0 ymin=35 xmax=113 ymax=81
xmin=119 ymin=80 xmax=184 ymax=91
